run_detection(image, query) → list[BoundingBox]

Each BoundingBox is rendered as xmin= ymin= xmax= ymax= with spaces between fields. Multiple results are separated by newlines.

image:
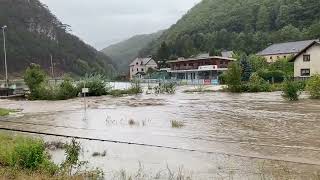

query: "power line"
xmin=0 ymin=127 xmax=320 ymax=166
xmin=1 ymin=119 xmax=320 ymax=152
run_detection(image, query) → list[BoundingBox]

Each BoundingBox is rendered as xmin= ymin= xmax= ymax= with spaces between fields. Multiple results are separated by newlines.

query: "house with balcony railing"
xmin=164 ymin=53 xmax=235 ymax=84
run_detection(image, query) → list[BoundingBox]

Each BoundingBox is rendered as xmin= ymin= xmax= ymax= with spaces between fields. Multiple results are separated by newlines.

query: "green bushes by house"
xmin=306 ymin=74 xmax=320 ymax=99
xmin=246 ymin=73 xmax=272 ymax=92
xmin=282 ymin=79 xmax=303 ymax=101
xmin=224 ymin=62 xmax=243 ymax=92
xmin=223 ymin=55 xmax=296 ymax=93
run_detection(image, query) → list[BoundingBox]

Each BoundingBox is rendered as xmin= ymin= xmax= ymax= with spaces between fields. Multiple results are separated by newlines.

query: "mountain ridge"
xmin=141 ymin=0 xmax=320 ymax=60
xmin=101 ymin=30 xmax=163 ymax=73
xmin=0 ymin=0 xmax=116 ymax=78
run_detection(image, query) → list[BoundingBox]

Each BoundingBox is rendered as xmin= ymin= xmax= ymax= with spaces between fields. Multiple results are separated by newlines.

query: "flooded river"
xmin=0 ymin=87 xmax=320 ymax=179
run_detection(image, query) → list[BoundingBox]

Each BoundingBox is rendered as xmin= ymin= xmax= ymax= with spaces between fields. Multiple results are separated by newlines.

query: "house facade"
xmin=290 ymin=41 xmax=320 ymax=79
xmin=257 ymin=39 xmax=318 ymax=63
xmin=165 ymin=53 xmax=235 ymax=84
xmin=129 ymin=57 xmax=158 ymax=79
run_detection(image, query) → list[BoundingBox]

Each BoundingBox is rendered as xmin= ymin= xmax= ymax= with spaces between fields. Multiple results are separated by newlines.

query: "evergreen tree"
xmin=240 ymin=56 xmax=252 ymax=82
xmin=225 ymin=62 xmax=242 ymax=92
xmin=276 ymin=5 xmax=290 ymax=28
xmin=156 ymin=42 xmax=170 ymax=68
xmin=256 ymin=5 xmax=270 ymax=31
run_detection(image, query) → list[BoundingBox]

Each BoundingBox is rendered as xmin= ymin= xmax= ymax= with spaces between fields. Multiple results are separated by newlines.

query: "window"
xmin=136 ymin=62 xmax=138 ymax=65
xmin=303 ymin=55 xmax=310 ymax=62
xmin=132 ymin=68 xmax=133 ymax=72
xmin=284 ymin=56 xmax=287 ymax=58
xmin=141 ymin=68 xmax=144 ymax=72
xmin=301 ymin=69 xmax=310 ymax=76
xmin=189 ymin=63 xmax=193 ymax=66
xmin=220 ymin=60 xmax=223 ymax=64
xmin=184 ymin=63 xmax=187 ymax=66
xmin=141 ymin=61 xmax=143 ymax=65
xmin=270 ymin=56 xmax=273 ymax=60
xmin=137 ymin=68 xmax=139 ymax=72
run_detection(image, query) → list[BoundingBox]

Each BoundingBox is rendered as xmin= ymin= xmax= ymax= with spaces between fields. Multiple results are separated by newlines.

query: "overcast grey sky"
xmin=39 ymin=0 xmax=201 ymax=50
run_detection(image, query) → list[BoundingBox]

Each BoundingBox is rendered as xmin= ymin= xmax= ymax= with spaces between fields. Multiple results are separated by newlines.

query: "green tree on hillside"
xmin=140 ymin=0 xmax=320 ymax=59
xmin=256 ymin=5 xmax=271 ymax=31
xmin=157 ymin=42 xmax=170 ymax=67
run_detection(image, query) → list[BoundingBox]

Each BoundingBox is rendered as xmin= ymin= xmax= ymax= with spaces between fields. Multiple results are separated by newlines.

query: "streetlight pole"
xmin=2 ymin=25 xmax=8 ymax=88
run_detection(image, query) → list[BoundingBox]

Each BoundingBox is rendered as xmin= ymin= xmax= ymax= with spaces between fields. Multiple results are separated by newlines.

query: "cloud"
xmin=39 ymin=0 xmax=201 ymax=49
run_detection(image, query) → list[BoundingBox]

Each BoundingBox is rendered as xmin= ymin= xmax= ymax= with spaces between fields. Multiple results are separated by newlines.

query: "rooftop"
xmin=167 ymin=53 xmax=236 ymax=63
xmin=129 ymin=57 xmax=153 ymax=66
xmin=257 ymin=39 xmax=319 ymax=56
xmin=290 ymin=41 xmax=320 ymax=62
xmin=221 ymin=51 xmax=234 ymax=58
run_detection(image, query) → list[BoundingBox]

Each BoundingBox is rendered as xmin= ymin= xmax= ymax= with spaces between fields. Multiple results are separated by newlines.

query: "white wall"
xmin=294 ymin=44 xmax=320 ymax=77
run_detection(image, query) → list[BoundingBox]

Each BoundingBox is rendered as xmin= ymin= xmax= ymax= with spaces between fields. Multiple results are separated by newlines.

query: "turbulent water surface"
xmin=0 ymin=87 xmax=320 ymax=179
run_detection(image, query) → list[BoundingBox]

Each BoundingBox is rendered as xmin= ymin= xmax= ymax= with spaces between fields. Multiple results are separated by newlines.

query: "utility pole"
xmin=2 ymin=25 xmax=8 ymax=88
xmin=50 ymin=54 xmax=54 ymax=79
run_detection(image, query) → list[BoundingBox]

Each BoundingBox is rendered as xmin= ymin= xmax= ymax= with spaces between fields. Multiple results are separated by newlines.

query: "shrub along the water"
xmin=24 ymin=64 xmax=114 ymax=100
xmin=0 ymin=133 xmax=58 ymax=173
xmin=224 ymin=62 xmax=242 ymax=92
xmin=282 ymin=79 xmax=303 ymax=101
xmin=0 ymin=108 xmax=12 ymax=116
xmin=129 ymin=79 xmax=143 ymax=94
xmin=154 ymin=82 xmax=176 ymax=94
xmin=109 ymin=80 xmax=143 ymax=97
xmin=57 ymin=77 xmax=79 ymax=100
xmin=77 ymin=74 xmax=111 ymax=96
xmin=306 ymin=74 xmax=320 ymax=99
xmin=246 ymin=73 xmax=271 ymax=92
xmin=0 ymin=134 xmax=104 ymax=179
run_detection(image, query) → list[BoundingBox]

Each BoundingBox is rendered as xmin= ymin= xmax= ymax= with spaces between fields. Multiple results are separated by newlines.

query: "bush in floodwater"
xmin=92 ymin=151 xmax=107 ymax=157
xmin=306 ymin=74 xmax=320 ymax=99
xmin=154 ymin=82 xmax=176 ymax=94
xmin=247 ymin=73 xmax=272 ymax=92
xmin=224 ymin=62 xmax=242 ymax=92
xmin=129 ymin=79 xmax=143 ymax=94
xmin=77 ymin=74 xmax=111 ymax=96
xmin=128 ymin=119 xmax=138 ymax=126
xmin=29 ymin=77 xmax=79 ymax=100
xmin=171 ymin=120 xmax=184 ymax=128
xmin=24 ymin=64 xmax=46 ymax=93
xmin=109 ymin=89 xmax=125 ymax=97
xmin=0 ymin=108 xmax=12 ymax=116
xmin=56 ymin=77 xmax=79 ymax=100
xmin=282 ymin=79 xmax=303 ymax=101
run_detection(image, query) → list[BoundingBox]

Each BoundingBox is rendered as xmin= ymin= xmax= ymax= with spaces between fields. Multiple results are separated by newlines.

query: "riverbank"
xmin=0 ymin=133 xmax=103 ymax=180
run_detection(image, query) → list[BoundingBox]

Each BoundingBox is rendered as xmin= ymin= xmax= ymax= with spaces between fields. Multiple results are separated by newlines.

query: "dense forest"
xmin=101 ymin=30 xmax=163 ymax=73
xmin=0 ymin=0 xmax=116 ymax=78
xmin=141 ymin=0 xmax=320 ymax=61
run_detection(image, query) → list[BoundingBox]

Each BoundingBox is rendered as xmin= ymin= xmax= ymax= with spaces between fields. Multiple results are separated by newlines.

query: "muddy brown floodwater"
xmin=1 ymin=87 xmax=320 ymax=179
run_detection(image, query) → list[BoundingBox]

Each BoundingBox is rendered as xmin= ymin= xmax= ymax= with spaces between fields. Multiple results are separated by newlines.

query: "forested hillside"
xmin=101 ymin=30 xmax=163 ymax=73
xmin=0 ymin=0 xmax=116 ymax=78
xmin=142 ymin=0 xmax=320 ymax=60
